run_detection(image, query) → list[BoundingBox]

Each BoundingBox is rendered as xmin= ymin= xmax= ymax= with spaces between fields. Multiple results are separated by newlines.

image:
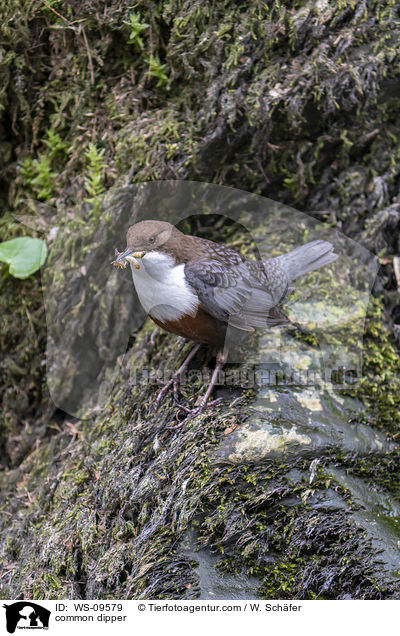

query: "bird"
xmin=112 ymin=220 xmax=337 ymax=422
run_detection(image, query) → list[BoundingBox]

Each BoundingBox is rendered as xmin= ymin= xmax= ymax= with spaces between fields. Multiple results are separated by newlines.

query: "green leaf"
xmin=0 ymin=237 xmax=48 ymax=279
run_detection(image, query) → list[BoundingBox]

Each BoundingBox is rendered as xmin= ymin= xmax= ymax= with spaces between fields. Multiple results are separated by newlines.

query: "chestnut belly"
xmin=150 ymin=307 xmax=226 ymax=348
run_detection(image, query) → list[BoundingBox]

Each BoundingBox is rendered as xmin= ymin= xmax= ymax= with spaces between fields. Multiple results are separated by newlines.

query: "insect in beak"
xmin=111 ymin=248 xmax=146 ymax=270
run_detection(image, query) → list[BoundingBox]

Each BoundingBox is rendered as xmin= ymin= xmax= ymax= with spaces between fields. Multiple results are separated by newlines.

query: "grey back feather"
xmin=184 ymin=239 xmax=337 ymax=331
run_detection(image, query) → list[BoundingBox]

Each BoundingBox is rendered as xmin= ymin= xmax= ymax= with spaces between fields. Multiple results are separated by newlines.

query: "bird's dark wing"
xmin=184 ymin=252 xmax=287 ymax=331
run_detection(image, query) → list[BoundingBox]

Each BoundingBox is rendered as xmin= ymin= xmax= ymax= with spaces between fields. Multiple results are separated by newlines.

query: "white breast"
xmin=129 ymin=250 xmax=199 ymax=321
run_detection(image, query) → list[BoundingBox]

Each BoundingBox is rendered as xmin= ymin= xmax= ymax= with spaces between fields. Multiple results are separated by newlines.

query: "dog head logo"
xmin=3 ymin=602 xmax=50 ymax=634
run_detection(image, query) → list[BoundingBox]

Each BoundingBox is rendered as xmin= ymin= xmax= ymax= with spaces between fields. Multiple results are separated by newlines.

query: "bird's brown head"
xmin=113 ymin=220 xmax=188 ymax=268
xmin=126 ymin=220 xmax=179 ymax=253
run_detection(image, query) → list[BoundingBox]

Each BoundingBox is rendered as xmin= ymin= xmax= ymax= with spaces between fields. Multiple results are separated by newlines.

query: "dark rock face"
xmin=1 ymin=1 xmax=400 ymax=600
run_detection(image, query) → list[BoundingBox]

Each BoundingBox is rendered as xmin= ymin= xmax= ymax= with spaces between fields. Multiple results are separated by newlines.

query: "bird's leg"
xmin=154 ymin=343 xmax=201 ymax=410
xmin=170 ymin=349 xmax=227 ymax=427
xmin=195 ymin=349 xmax=226 ymax=412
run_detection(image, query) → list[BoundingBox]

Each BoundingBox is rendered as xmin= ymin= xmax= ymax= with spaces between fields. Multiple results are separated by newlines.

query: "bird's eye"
xmin=148 ymin=236 xmax=155 ymax=244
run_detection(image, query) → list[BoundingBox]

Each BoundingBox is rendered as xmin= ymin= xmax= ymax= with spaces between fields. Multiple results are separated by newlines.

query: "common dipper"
xmin=113 ymin=220 xmax=337 ymax=419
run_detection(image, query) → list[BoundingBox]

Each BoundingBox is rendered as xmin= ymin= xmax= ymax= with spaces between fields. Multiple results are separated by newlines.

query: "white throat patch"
xmin=129 ymin=250 xmax=199 ymax=321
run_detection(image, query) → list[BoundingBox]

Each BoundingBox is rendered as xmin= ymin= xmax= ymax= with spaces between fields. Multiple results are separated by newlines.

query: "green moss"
xmin=123 ymin=12 xmax=149 ymax=49
xmin=341 ymin=297 xmax=400 ymax=433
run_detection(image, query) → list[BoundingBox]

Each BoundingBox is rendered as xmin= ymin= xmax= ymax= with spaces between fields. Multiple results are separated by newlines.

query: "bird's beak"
xmin=111 ymin=248 xmax=146 ymax=270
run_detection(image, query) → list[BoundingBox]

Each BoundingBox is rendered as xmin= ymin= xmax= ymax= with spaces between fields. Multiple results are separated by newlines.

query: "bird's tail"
xmin=274 ymin=240 xmax=337 ymax=280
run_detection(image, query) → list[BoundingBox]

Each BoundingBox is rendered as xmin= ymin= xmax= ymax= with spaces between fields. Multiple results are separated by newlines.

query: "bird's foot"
xmin=153 ymin=343 xmax=201 ymax=410
xmin=154 ymin=375 xmax=180 ymax=410
xmin=167 ymin=397 xmax=224 ymax=429
xmin=167 ymin=349 xmax=226 ymax=429
xmin=176 ymin=397 xmax=223 ymax=414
